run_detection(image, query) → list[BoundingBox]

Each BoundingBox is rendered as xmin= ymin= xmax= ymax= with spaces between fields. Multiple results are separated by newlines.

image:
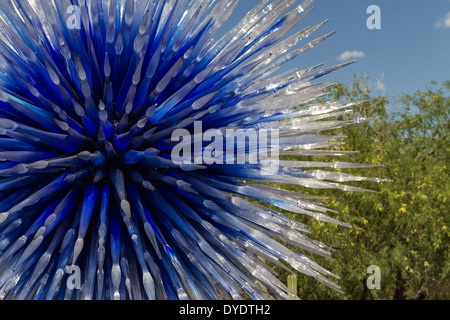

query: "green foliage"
xmin=276 ymin=76 xmax=449 ymax=300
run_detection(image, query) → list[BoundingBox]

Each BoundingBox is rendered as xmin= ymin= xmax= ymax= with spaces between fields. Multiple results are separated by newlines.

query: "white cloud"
xmin=337 ymin=50 xmax=366 ymax=61
xmin=435 ymin=11 xmax=450 ymax=29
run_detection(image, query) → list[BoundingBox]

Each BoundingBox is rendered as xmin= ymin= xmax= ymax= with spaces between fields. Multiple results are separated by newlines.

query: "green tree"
xmin=277 ymin=77 xmax=449 ymax=300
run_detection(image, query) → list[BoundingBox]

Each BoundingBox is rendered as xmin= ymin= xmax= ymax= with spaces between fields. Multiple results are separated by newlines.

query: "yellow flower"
xmin=398 ymin=206 xmax=407 ymax=214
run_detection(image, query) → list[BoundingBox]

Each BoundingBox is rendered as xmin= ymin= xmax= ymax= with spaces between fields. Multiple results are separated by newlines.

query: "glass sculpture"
xmin=0 ymin=0 xmax=387 ymax=300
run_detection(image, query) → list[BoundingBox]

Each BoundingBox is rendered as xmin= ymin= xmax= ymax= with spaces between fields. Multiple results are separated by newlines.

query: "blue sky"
xmin=224 ymin=0 xmax=450 ymax=102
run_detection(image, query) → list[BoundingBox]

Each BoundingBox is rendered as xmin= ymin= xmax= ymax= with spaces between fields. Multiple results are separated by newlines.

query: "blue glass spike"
xmin=122 ymin=150 xmax=144 ymax=165
xmin=78 ymin=184 xmax=100 ymax=240
xmin=91 ymin=151 xmax=107 ymax=167
xmin=0 ymin=120 xmax=80 ymax=153
xmin=101 ymin=120 xmax=115 ymax=140
xmin=113 ymin=133 xmax=131 ymax=151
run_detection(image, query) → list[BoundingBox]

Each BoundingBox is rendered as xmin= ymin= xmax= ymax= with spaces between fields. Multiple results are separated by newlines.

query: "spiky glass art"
xmin=0 ymin=0 xmax=387 ymax=300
